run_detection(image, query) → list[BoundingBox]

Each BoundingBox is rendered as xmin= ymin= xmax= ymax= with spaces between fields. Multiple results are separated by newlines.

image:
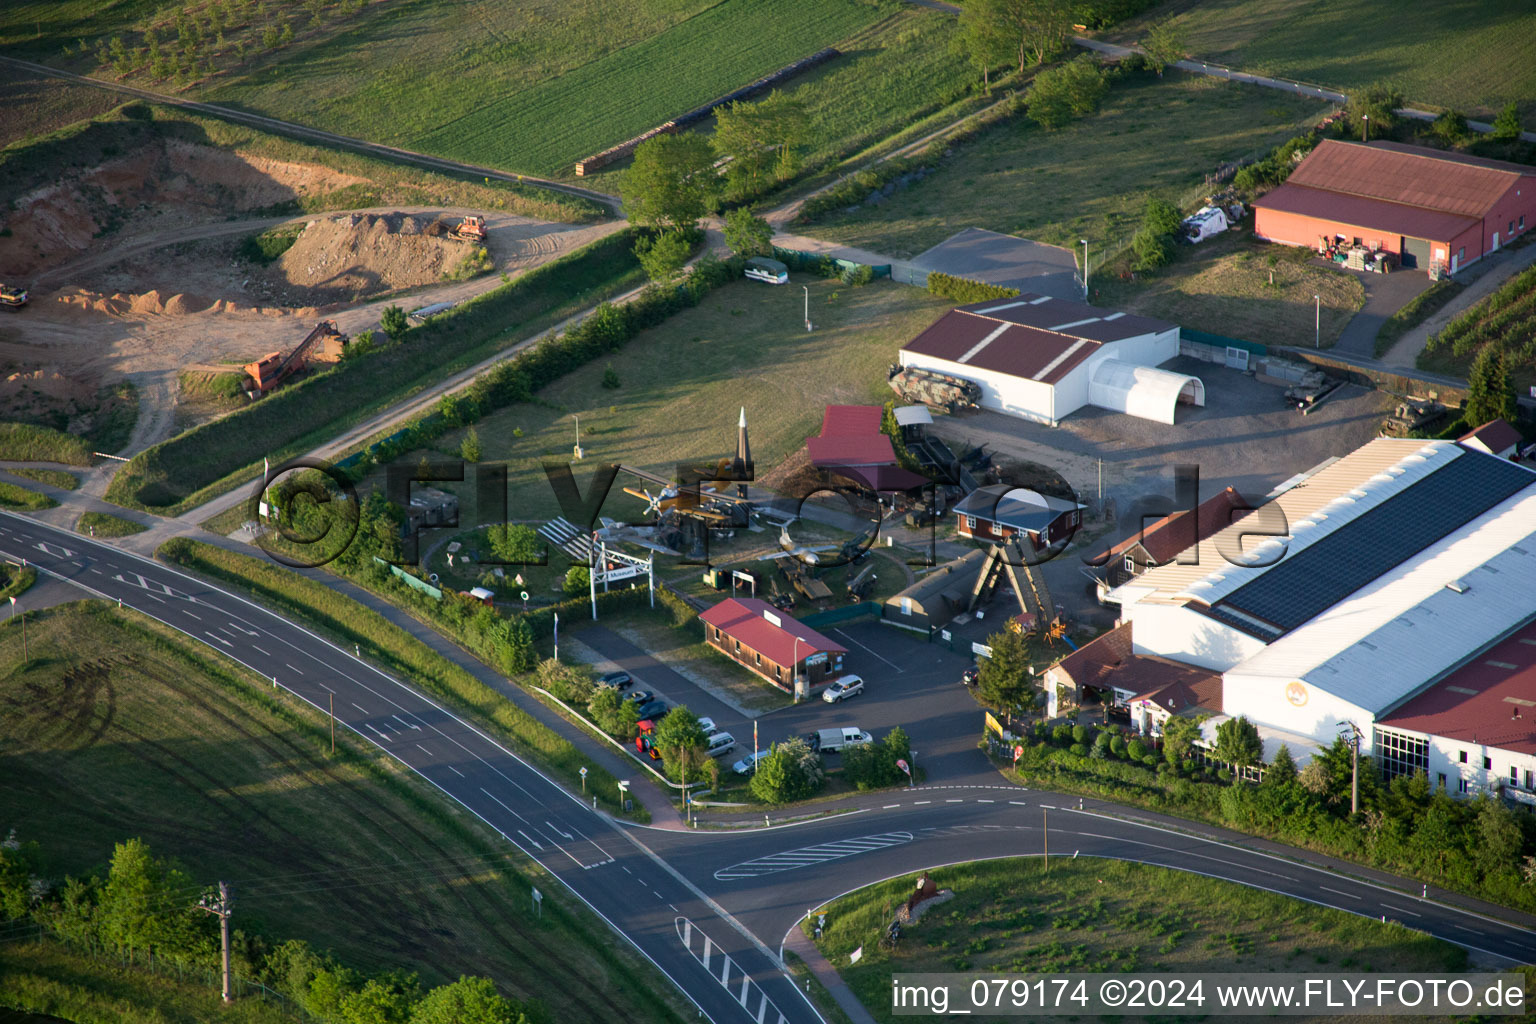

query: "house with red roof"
xmin=700 ymin=597 xmax=846 ymax=692
xmin=898 ymin=294 xmax=1204 ymax=426
xmin=1458 ymin=418 xmax=1523 ymax=460
xmin=804 ymin=405 xmax=929 ymax=492
xmin=1253 ymin=140 xmax=1536 ymax=275
xmin=1095 ymin=486 xmax=1252 ymax=588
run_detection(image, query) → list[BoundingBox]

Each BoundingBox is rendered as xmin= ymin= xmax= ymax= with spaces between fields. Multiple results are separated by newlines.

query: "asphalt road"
xmin=6 ymin=510 xmax=1534 ymax=1024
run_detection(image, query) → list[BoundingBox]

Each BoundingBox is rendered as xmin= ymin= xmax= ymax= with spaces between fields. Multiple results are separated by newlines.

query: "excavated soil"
xmin=269 ymin=212 xmax=481 ymax=303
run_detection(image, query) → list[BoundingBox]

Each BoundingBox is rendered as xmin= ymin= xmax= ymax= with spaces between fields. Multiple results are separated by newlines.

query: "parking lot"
xmin=574 ymin=619 xmax=992 ymax=789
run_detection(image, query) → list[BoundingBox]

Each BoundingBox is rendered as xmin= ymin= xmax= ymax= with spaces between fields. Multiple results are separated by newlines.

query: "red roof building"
xmin=700 ymin=597 xmax=847 ymax=692
xmin=804 ymin=404 xmax=929 ymax=491
xmin=1458 ymin=418 xmax=1523 ymax=460
xmin=1253 ymin=140 xmax=1536 ymax=275
xmin=1041 ymin=620 xmax=1222 ymax=722
xmin=1095 ymin=486 xmax=1252 ymax=587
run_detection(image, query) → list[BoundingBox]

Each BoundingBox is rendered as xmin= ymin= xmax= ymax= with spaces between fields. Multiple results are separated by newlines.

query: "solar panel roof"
xmin=1203 ymin=451 xmax=1535 ymax=639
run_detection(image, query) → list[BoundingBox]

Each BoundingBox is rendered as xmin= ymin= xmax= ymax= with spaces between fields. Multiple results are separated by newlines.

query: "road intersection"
xmin=4 ymin=509 xmax=1534 ymax=1024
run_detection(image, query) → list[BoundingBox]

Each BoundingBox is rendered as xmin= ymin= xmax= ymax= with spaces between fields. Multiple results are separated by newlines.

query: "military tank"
xmin=888 ymin=364 xmax=981 ymax=413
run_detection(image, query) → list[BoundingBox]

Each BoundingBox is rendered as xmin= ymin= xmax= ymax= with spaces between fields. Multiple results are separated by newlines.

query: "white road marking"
xmin=393 ymin=714 xmax=422 ymax=731
xmin=882 ymin=803 xmax=900 ymax=809
xmin=833 ymin=628 xmax=903 ymax=672
xmin=251 ymin=644 xmax=270 ymax=656
xmin=977 ymin=799 xmax=994 ymax=803
xmin=284 ymin=663 xmax=304 ymax=675
xmin=447 ymin=765 xmax=465 ymax=778
xmin=416 ymin=744 xmax=433 ymax=757
xmin=1379 ymin=903 xmax=1421 ymax=917
xmin=1320 ymin=886 xmax=1360 ymax=900
xmin=478 ymin=787 xmax=529 ymax=824
xmin=654 ymin=890 xmax=665 ymax=900
xmin=351 ymin=702 xmax=368 ymax=714
xmin=89 ymin=568 xmax=103 ymax=575
xmin=914 ymin=800 xmax=931 ymax=805
xmin=1009 ymin=800 xmax=1029 ymax=806
xmin=545 ymin=820 xmax=573 ymax=840
xmin=622 ymin=866 xmax=632 ymax=875
xmin=318 ymin=683 xmax=334 ymax=694
xmin=716 ymin=832 xmax=914 ymax=880
xmin=946 ymin=799 xmax=963 ymax=803
xmin=366 ymin=723 xmax=392 ymax=743
xmin=204 ymin=631 xmax=232 ymax=647
xmin=516 ymin=829 xmax=543 ymax=851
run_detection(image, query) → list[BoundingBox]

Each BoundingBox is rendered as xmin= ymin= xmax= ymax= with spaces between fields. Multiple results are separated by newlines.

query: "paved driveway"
xmin=1329 ymin=262 xmax=1433 ymax=357
xmin=913 ymin=227 xmax=1081 ymax=299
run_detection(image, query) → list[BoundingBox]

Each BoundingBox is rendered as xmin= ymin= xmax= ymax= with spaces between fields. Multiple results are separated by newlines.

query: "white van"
xmin=705 ymin=732 xmax=737 ymax=759
xmin=744 ymin=256 xmax=789 ymax=285
xmin=807 ymin=726 xmax=872 ymax=753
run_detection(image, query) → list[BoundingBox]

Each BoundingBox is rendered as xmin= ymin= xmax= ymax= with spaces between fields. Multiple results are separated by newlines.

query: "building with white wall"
xmin=899 ymin=295 xmax=1205 ymax=426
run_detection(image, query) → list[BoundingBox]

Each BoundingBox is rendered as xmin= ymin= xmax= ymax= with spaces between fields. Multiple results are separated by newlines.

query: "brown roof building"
xmin=1458 ymin=418 xmax=1523 ymax=460
xmin=1041 ymin=621 xmax=1221 ymax=723
xmin=1093 ymin=486 xmax=1253 ymax=588
xmin=1253 ymin=140 xmax=1536 ymax=275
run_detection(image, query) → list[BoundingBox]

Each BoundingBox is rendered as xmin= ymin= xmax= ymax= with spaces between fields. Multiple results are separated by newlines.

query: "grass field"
xmin=0 ymin=481 xmax=58 ymax=511
xmin=5 ymin=467 xmax=79 ymax=490
xmin=0 ymin=602 xmax=687 ymax=1021
xmin=1095 ymin=230 xmax=1364 ymax=348
xmin=811 ymin=858 xmax=1465 ymax=1023
xmin=809 ymin=71 xmax=1327 ymax=261
xmin=1108 ymin=0 xmax=1536 ymax=122
xmin=420 ymin=276 xmax=950 ymax=526
xmin=75 ymin=509 xmax=147 ymax=537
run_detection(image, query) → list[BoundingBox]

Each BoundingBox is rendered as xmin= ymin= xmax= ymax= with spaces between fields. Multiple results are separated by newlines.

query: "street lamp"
xmin=803 ymin=286 xmax=811 ymax=332
xmin=1314 ymin=294 xmax=1321 ymax=349
xmin=1080 ymin=239 xmax=1090 ymax=301
xmin=792 ymin=635 xmax=802 ymax=702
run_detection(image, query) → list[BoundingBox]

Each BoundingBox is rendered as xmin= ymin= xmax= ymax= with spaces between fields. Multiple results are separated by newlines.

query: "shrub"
xmin=842 ymin=263 xmax=875 ymax=287
xmin=1028 ymin=55 xmax=1108 ymax=131
xmin=601 ymin=365 xmax=621 ymax=390
xmin=380 ymin=305 xmax=408 ymax=341
xmin=1431 ymin=110 xmax=1470 ymax=145
xmin=563 ymin=566 xmax=590 ymax=595
xmin=238 ymin=224 xmax=300 ymax=264
xmin=1069 ymin=743 xmax=1089 ymax=757
xmin=1110 ymin=736 xmax=1127 ymax=758
xmin=1127 ymin=738 xmax=1148 ymax=760
xmin=1052 ymin=724 xmax=1074 ymax=746
xmin=750 ymin=738 xmax=824 ymax=803
xmin=1491 ymin=102 xmax=1522 ymax=142
xmin=927 ymin=271 xmax=1019 ymax=304
xmin=1071 ymin=724 xmax=1089 ymax=745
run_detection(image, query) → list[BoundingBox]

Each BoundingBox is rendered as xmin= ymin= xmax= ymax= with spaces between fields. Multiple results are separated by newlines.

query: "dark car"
xmin=962 ymin=667 xmax=979 ymax=688
xmin=624 ymin=690 xmax=654 ymax=707
xmin=600 ymin=671 xmax=633 ymax=690
xmin=636 ymin=700 xmax=670 ymax=721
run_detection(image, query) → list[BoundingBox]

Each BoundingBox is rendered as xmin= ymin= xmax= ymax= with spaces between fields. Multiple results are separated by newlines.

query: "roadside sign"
xmin=580 ymin=766 xmax=588 ymax=777
xmin=1013 ymin=744 xmax=1024 ymax=764
xmin=896 ymin=758 xmax=910 ymax=775
xmin=520 ymin=591 xmax=530 ymax=601
xmin=985 ymin=712 xmax=1005 ymax=738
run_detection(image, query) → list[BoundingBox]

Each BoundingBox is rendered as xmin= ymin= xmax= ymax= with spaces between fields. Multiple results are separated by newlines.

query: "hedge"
xmin=926 ymin=271 xmax=1020 ymax=304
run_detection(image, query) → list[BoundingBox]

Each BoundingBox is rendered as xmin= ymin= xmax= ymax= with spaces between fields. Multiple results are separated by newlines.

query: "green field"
xmin=421 ymin=276 xmax=951 ymax=525
xmin=5 ymin=467 xmax=79 ymax=490
xmin=1109 ymin=0 xmax=1536 ymax=122
xmin=0 ymin=602 xmax=687 ymax=1021
xmin=0 ymin=63 xmax=118 ymax=147
xmin=76 ymin=509 xmax=147 ymax=537
xmin=807 ymin=71 xmax=1327 ymax=261
xmin=811 ymin=858 xmax=1466 ymax=1024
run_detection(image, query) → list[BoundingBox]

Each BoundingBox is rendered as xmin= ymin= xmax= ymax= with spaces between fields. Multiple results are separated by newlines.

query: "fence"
xmin=372 ymin=556 xmax=443 ymax=600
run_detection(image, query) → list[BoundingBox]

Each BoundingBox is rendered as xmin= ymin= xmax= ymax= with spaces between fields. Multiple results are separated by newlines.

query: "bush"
xmin=843 ymin=727 xmax=913 ymax=791
xmin=601 ymin=365 xmax=621 ymax=389
xmin=563 ymin=566 xmax=590 ymax=595
xmin=842 ymin=263 xmax=875 ymax=287
xmin=1110 ymin=736 xmax=1127 ymax=758
xmin=1052 ymin=724 xmax=1074 ymax=746
xmin=750 ymin=738 xmax=824 ymax=803
xmin=1028 ymin=55 xmax=1108 ymax=131
xmin=927 ymin=271 xmax=1019 ymax=304
xmin=1126 ymin=738 xmax=1148 ymax=760
xmin=1431 ymin=110 xmax=1470 ymax=145
xmin=238 ymin=224 xmax=300 ymax=264
xmin=1070 ymin=724 xmax=1089 ymax=745
xmin=1490 ymin=102 xmax=1522 ymax=142
xmin=1069 ymin=743 xmax=1089 ymax=757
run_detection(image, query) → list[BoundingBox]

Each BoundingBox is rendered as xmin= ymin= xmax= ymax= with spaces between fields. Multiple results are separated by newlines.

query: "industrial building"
xmin=898 ymin=295 xmax=1205 ymax=426
xmin=700 ymin=597 xmax=846 ymax=693
xmin=1252 ymin=140 xmax=1536 ymax=274
xmin=1083 ymin=437 xmax=1536 ymax=801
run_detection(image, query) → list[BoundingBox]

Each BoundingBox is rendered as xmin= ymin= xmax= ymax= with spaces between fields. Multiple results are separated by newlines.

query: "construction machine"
xmin=0 ymin=283 xmax=27 ymax=310
xmin=454 ymin=215 xmax=488 ymax=242
xmin=244 ymin=320 xmax=348 ymax=397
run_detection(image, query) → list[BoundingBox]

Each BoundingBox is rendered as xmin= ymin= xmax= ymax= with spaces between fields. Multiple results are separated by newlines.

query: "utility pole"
xmin=197 ymin=882 xmax=233 ymax=1003
xmin=1314 ymin=294 xmax=1321 ymax=349
xmin=1339 ymin=721 xmax=1362 ymax=815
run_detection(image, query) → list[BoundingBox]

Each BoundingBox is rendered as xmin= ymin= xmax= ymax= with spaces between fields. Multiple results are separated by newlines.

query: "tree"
xmin=412 ymin=976 xmax=527 ymax=1024
xmin=1161 ymin=714 xmax=1202 ymax=765
xmin=98 ymin=838 xmax=199 ymax=958
xmin=654 ymin=704 xmax=708 ymax=779
xmin=1490 ymin=102 xmax=1522 ymax=142
xmin=1027 ymin=55 xmax=1107 ymax=131
xmin=1213 ymin=715 xmax=1262 ymax=777
xmin=620 ymin=133 xmax=718 ymax=233
xmin=749 ymin=738 xmax=824 ymax=803
xmin=1347 ymin=82 xmax=1402 ymax=135
xmin=1131 ymin=196 xmax=1181 ymax=271
xmin=0 ymin=833 xmax=39 ymax=921
xmin=1431 ymin=109 xmax=1470 ymax=144
xmin=601 ymin=365 xmax=621 ymax=389
xmin=563 ymin=565 xmax=590 ymax=595
xmin=1264 ymin=743 xmax=1297 ymax=787
xmin=713 ymin=91 xmax=805 ymax=198
xmin=340 ymin=973 xmax=419 ymax=1024
xmin=976 ymin=628 xmax=1034 ymax=712
xmin=1141 ymin=19 xmax=1185 ymax=75
xmin=487 ymin=524 xmax=543 ymax=564
xmin=380 ymin=305 xmax=408 ymax=341
xmin=722 ymin=207 xmax=773 ymax=258
xmin=460 ymin=426 xmax=481 ymax=463
xmin=968 ymin=0 xmax=1075 ymax=71
xmin=1474 ymin=797 xmax=1522 ymax=878
xmin=344 ymin=328 xmax=376 ymax=361
xmin=633 ymin=231 xmax=691 ymax=283
xmin=1465 ymin=344 xmax=1516 ymax=427
xmin=952 ymin=0 xmax=1011 ymax=92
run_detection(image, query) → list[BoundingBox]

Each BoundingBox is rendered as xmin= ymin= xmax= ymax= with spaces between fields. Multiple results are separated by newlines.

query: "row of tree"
xmin=0 ymin=834 xmax=531 ymax=1023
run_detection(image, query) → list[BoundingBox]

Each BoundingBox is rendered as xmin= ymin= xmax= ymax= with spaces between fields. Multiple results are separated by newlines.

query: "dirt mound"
xmin=0 ymin=365 xmax=100 ymax=427
xmin=270 ymin=212 xmax=476 ymax=299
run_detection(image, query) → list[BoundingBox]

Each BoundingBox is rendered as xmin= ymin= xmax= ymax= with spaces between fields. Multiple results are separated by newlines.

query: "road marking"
xmin=1009 ymin=800 xmax=1029 ymax=806
xmin=416 ymin=744 xmax=432 ymax=757
xmin=447 ymin=765 xmax=465 ymax=777
xmin=882 ymin=803 xmax=901 ymax=809
xmin=1319 ymin=886 xmax=1360 ymax=900
xmin=545 ymin=820 xmax=573 ymax=840
xmin=251 ymin=644 xmax=270 ymax=656
xmin=669 ymin=903 xmax=678 ymax=912
xmin=715 ymin=832 xmax=914 ymax=880
xmin=89 ymin=568 xmax=102 ymax=574
xmin=285 ymin=663 xmax=304 ymax=675
xmin=946 ymin=799 xmax=963 ymax=803
xmin=622 ymin=866 xmax=632 ymax=875
xmin=351 ymin=702 xmax=368 ymax=714
xmin=182 ymin=609 xmax=201 ymax=620
xmin=833 ymin=628 xmax=903 ymax=672
xmin=1379 ymin=903 xmax=1421 ymax=918
xmin=1040 ymin=803 xmax=1056 ymax=810
xmin=393 ymin=714 xmax=422 ymax=731
xmin=204 ymin=631 xmax=232 ymax=647
xmin=516 ymin=829 xmax=543 ymax=851
xmin=675 ymin=917 xmax=785 ymax=1024
xmin=366 ymin=723 xmax=392 ymax=743
xmin=654 ymin=890 xmax=665 ymax=900
xmin=1455 ymin=924 xmax=1479 ymax=933
xmin=977 ymin=799 xmax=994 ymax=803
xmin=478 ymin=787 xmax=529 ymax=824
xmin=318 ymin=683 xmax=334 ymax=694
xmin=914 ymin=800 xmax=931 ymax=805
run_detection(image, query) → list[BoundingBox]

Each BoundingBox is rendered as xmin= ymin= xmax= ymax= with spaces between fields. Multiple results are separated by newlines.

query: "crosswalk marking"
xmin=715 ymin=831 xmax=914 ymax=880
xmin=675 ymin=917 xmax=785 ymax=1024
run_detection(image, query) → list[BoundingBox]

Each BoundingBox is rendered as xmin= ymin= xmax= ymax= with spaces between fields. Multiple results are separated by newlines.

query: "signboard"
xmin=804 ymin=651 xmax=828 ymax=667
xmin=985 ymin=712 xmax=1005 ymax=738
xmin=849 ymin=946 xmax=863 ymax=965
xmin=972 ymin=641 xmax=994 ymax=659
xmin=602 ymin=564 xmax=649 ymax=582
xmin=763 ymin=610 xmax=782 ymax=628
xmin=1013 ymin=744 xmax=1024 ymax=764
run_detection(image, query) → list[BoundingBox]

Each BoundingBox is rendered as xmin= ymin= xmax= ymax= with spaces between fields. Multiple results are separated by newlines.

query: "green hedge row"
xmin=926 ymin=271 xmax=1020 ymax=304
xmin=106 ymin=230 xmax=645 ymax=513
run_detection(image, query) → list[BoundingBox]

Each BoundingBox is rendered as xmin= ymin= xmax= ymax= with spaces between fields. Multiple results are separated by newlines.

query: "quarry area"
xmin=0 ymin=134 xmax=619 ymax=455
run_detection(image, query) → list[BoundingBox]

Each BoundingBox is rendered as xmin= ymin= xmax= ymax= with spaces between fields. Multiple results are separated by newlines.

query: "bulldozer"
xmin=0 ymin=283 xmax=27 ymax=310
xmin=453 ymin=215 xmax=488 ymax=242
xmin=244 ymin=320 xmax=348 ymax=397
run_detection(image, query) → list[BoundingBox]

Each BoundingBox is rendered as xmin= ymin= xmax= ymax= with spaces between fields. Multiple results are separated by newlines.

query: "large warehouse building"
xmin=1253 ymin=140 xmax=1536 ymax=274
xmin=898 ymin=295 xmax=1205 ymax=426
xmin=1096 ymin=437 xmax=1536 ymax=801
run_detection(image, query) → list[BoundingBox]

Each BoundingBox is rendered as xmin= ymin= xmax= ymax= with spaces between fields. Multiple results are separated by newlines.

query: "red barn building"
xmin=1253 ymin=140 xmax=1536 ymax=275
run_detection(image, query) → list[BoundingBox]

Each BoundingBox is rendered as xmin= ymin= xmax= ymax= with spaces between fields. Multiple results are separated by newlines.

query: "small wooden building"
xmin=700 ymin=597 xmax=846 ymax=692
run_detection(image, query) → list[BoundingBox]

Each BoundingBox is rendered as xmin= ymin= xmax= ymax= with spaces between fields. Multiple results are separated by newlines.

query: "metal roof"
xmin=954 ymin=484 xmax=1084 ymax=532
xmin=893 ymin=405 xmax=933 ymax=427
xmin=1254 ymin=182 xmax=1480 ymax=244
xmin=1226 ymin=486 xmax=1536 ymax=716
xmin=1100 ymin=486 xmax=1251 ymax=566
xmin=1380 ymin=615 xmax=1536 ymax=756
xmin=1120 ymin=439 xmax=1461 ymax=604
xmin=699 ymin=598 xmax=845 ymax=665
xmin=960 ymin=294 xmax=1175 ymax=340
xmin=1285 ymin=139 xmax=1528 ymax=218
xmin=1200 ymin=447 xmax=1535 ymax=639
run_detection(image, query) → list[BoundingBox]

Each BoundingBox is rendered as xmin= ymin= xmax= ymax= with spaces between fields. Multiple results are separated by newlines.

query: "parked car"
xmin=623 ymin=690 xmax=654 ymax=707
xmin=805 ymin=726 xmax=873 ymax=753
xmin=962 ymin=667 xmax=979 ymax=688
xmin=822 ymin=675 xmax=865 ymax=703
xmin=635 ymin=700 xmax=670 ymax=721
xmin=732 ymin=750 xmax=770 ymax=774
xmin=698 ymin=717 xmax=719 ymax=737
xmin=600 ymin=671 xmax=633 ymax=690
xmin=705 ymin=732 xmax=736 ymax=759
